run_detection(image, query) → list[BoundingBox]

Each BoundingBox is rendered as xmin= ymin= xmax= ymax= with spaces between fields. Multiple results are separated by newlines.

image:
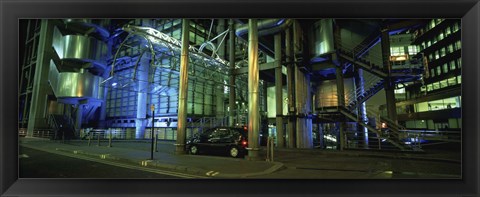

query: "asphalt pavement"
xmin=19 ymin=137 xmax=461 ymax=179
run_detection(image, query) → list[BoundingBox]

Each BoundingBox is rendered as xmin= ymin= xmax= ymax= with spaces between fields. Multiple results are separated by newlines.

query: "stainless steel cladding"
xmin=309 ymin=19 xmax=335 ymax=57
xmin=52 ymin=26 xmax=108 ymax=62
xmin=49 ymin=60 xmax=104 ymax=99
xmin=315 ymin=78 xmax=355 ymax=108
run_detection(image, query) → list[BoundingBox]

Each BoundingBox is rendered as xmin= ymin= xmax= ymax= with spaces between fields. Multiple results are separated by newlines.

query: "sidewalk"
xmin=19 ymin=138 xmax=284 ymax=178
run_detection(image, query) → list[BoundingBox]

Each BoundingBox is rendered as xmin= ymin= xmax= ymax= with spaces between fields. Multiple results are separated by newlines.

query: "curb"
xmin=274 ymin=149 xmax=460 ymax=164
xmin=214 ymin=162 xmax=285 ymax=178
xmin=58 ymin=148 xmax=285 ymax=178
xmin=53 ymin=148 xmax=207 ymax=176
xmin=21 ymin=143 xmax=283 ymax=178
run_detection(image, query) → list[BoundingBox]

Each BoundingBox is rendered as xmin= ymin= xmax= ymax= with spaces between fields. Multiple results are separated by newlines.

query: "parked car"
xmin=186 ymin=127 xmax=248 ymax=158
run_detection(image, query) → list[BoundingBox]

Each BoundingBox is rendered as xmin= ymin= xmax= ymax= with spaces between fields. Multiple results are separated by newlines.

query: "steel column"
xmin=135 ymin=57 xmax=149 ymax=139
xmin=27 ymin=19 xmax=54 ymax=137
xmin=285 ymin=27 xmax=296 ymax=148
xmin=217 ymin=19 xmax=226 ymax=59
xmin=336 ymin=64 xmax=346 ymax=150
xmin=381 ymin=29 xmax=398 ymax=124
xmin=274 ymin=34 xmax=285 ymax=148
xmin=293 ymin=21 xmax=312 ymax=148
xmin=247 ymin=19 xmax=260 ymax=160
xmin=175 ymin=19 xmax=190 ymax=155
xmin=355 ymin=68 xmax=369 ymax=148
xmin=228 ymin=19 xmax=236 ymax=126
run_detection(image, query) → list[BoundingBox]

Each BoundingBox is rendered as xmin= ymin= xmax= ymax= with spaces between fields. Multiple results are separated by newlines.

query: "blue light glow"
xmin=112 ymin=82 xmax=117 ymax=87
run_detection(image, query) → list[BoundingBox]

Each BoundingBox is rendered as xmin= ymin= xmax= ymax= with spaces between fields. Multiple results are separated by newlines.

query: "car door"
xmin=196 ymin=128 xmax=214 ymax=152
xmin=207 ymin=128 xmax=230 ymax=153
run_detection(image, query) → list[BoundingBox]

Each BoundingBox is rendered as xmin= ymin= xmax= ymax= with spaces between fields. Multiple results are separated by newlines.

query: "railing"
xmin=32 ymin=129 xmax=55 ymax=139
xmin=365 ymin=107 xmax=406 ymax=131
xmin=338 ymin=107 xmax=419 ymax=151
xmin=336 ymin=41 xmax=424 ymax=78
xmin=344 ymin=74 xmax=384 ymax=111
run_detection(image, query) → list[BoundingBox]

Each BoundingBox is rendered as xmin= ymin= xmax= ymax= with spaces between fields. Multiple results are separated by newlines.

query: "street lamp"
xmin=150 ymin=104 xmax=155 ymax=160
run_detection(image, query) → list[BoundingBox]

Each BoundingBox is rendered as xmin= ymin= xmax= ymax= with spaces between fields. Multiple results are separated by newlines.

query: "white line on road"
xmin=21 ymin=145 xmax=208 ymax=179
xmin=19 ymin=154 xmax=29 ymax=158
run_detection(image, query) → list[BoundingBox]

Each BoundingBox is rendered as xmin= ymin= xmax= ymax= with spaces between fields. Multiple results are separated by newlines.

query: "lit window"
xmin=427 ymin=84 xmax=433 ymax=92
xmin=408 ymin=46 xmax=418 ymax=55
xmin=447 ymin=44 xmax=454 ymax=53
xmin=447 ymin=77 xmax=457 ymax=86
xmin=445 ymin=27 xmax=451 ymax=36
xmin=443 ymin=63 xmax=448 ymax=73
xmin=430 ymin=68 xmax=435 ymax=77
xmin=433 ymin=82 xmax=440 ymax=90
xmin=457 ymin=59 xmax=462 ymax=68
xmin=439 ymin=33 xmax=444 ymax=40
xmin=440 ymin=47 xmax=446 ymax=57
xmin=437 ymin=66 xmax=441 ymax=76
xmin=390 ymin=47 xmax=405 ymax=56
xmin=440 ymin=79 xmax=448 ymax=88
xmin=457 ymin=75 xmax=462 ymax=84
xmin=449 ymin=61 xmax=456 ymax=70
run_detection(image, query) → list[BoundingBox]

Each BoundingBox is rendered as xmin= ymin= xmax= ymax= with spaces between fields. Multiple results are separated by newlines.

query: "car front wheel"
xmin=229 ymin=147 xmax=240 ymax=158
xmin=190 ymin=145 xmax=199 ymax=155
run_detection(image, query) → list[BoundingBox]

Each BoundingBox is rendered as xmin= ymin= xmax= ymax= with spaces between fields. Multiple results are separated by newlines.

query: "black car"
xmin=186 ymin=127 xmax=248 ymax=158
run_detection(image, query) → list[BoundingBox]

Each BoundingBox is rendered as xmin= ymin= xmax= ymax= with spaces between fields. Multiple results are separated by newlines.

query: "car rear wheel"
xmin=190 ymin=145 xmax=199 ymax=155
xmin=229 ymin=147 xmax=239 ymax=158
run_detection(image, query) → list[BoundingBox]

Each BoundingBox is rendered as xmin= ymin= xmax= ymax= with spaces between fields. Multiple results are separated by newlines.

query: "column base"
xmin=174 ymin=144 xmax=186 ymax=155
xmin=245 ymin=148 xmax=261 ymax=161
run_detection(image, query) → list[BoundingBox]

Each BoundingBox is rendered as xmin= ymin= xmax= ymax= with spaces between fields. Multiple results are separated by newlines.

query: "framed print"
xmin=1 ymin=0 xmax=479 ymax=196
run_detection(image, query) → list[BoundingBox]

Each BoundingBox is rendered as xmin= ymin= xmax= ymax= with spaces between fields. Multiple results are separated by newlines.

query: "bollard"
xmin=266 ymin=137 xmax=274 ymax=162
xmin=266 ymin=137 xmax=270 ymax=161
xmin=108 ymin=130 xmax=112 ymax=147
xmin=154 ymin=134 xmax=158 ymax=152
xmin=88 ymin=133 xmax=91 ymax=146
xmin=270 ymin=137 xmax=274 ymax=162
xmin=97 ymin=132 xmax=100 ymax=146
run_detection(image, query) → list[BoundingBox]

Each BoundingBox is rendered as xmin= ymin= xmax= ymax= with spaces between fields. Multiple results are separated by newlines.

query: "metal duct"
xmin=309 ymin=19 xmax=335 ymax=58
xmin=314 ymin=79 xmax=355 ymax=109
xmin=52 ymin=26 xmax=108 ymax=65
xmin=49 ymin=62 xmax=104 ymax=99
xmin=235 ymin=19 xmax=293 ymax=38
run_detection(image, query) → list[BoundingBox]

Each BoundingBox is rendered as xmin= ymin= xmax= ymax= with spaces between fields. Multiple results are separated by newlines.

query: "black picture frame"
xmin=1 ymin=0 xmax=479 ymax=196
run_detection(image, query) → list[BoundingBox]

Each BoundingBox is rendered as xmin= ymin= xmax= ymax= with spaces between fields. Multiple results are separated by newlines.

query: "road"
xmin=19 ymin=146 xmax=181 ymax=178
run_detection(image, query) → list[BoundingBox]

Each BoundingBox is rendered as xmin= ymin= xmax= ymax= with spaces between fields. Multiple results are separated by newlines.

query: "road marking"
xmin=141 ymin=160 xmax=152 ymax=166
xmin=205 ymin=171 xmax=220 ymax=176
xmin=20 ymin=145 xmax=208 ymax=179
xmin=19 ymin=154 xmax=29 ymax=158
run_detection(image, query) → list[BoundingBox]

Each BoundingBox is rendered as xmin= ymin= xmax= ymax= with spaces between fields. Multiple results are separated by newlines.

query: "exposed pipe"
xmin=235 ymin=19 xmax=293 ymax=38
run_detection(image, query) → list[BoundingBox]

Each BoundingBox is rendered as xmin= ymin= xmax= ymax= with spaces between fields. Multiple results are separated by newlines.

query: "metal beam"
xmin=233 ymin=62 xmax=277 ymax=75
